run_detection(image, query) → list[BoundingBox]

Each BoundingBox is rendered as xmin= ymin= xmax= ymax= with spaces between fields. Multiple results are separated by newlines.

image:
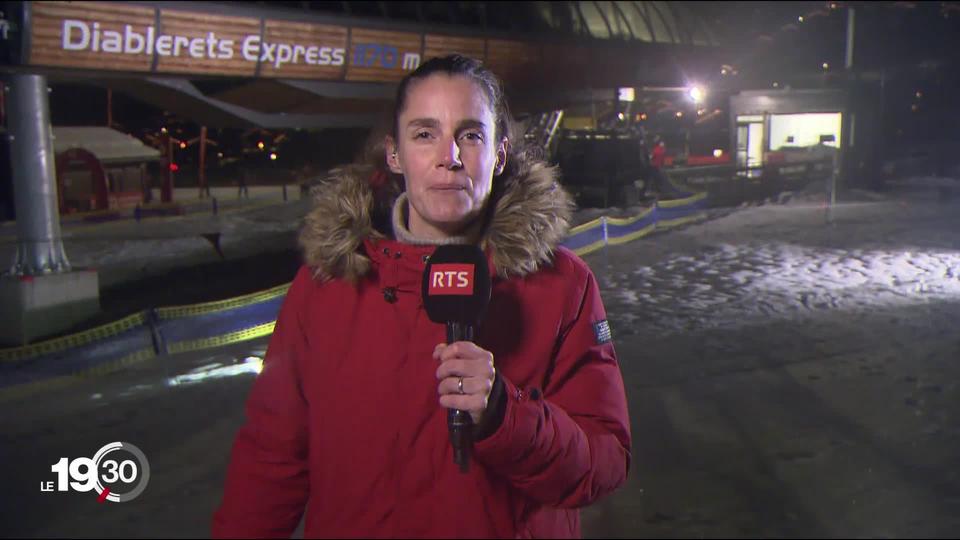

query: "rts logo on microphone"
xmin=428 ymin=264 xmax=475 ymax=295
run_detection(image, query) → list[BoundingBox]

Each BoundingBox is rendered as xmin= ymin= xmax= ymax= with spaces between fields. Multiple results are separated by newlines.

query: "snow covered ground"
xmin=3 ymin=178 xmax=960 ymax=537
xmin=580 ymin=180 xmax=960 ymax=538
xmin=1 ymin=186 xmax=308 ymax=288
xmin=599 ymin=186 xmax=960 ymax=338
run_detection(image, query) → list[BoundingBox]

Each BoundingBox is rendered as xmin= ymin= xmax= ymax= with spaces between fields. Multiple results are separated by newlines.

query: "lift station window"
xmin=769 ymin=112 xmax=842 ymax=150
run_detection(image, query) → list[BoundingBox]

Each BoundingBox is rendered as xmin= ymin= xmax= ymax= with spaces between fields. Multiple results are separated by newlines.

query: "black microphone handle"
xmin=446 ymin=321 xmax=474 ymax=343
xmin=446 ymin=322 xmax=474 ymax=473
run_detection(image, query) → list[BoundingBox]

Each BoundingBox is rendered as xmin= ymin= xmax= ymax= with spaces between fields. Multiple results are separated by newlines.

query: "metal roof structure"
xmin=255 ymin=2 xmax=719 ymax=46
xmin=53 ymin=126 xmax=162 ymax=163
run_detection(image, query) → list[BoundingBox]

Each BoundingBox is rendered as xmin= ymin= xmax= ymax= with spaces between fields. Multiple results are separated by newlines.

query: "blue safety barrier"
xmin=562 ymin=191 xmax=708 ymax=255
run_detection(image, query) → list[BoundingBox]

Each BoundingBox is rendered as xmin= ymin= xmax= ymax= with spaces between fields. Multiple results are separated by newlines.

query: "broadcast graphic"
xmin=41 ymin=442 xmax=151 ymax=503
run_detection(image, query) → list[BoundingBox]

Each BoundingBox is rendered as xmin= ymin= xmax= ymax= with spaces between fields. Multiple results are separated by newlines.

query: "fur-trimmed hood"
xmin=298 ymin=157 xmax=575 ymax=281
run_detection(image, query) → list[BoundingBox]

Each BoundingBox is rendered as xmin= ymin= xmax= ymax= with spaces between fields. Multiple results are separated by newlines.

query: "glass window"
xmin=578 ymin=1 xmax=611 ymax=38
xmin=658 ymin=2 xmax=684 ymax=42
xmin=596 ymin=2 xmax=630 ymax=39
xmin=769 ymin=113 xmax=842 ymax=150
xmin=624 ymin=2 xmax=655 ymax=42
xmin=647 ymin=2 xmax=678 ymax=43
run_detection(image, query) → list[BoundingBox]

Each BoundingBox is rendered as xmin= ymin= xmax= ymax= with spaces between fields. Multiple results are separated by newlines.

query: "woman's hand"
xmin=435 ymin=341 xmax=496 ymax=424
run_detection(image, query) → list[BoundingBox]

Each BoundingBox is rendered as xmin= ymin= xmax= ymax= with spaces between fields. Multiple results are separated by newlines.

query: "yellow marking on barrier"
xmin=572 ymin=239 xmax=607 ymax=257
xmin=81 ymin=348 xmax=157 ymax=378
xmin=569 ymin=218 xmax=603 ymax=235
xmin=606 ymin=206 xmax=656 ymax=226
xmin=0 ymin=312 xmax=146 ymax=364
xmin=166 ymin=321 xmax=277 ymax=355
xmin=608 ymin=223 xmax=656 ymax=245
xmin=0 ymin=279 xmax=289 ymax=363
xmin=0 ymin=347 xmax=157 ymax=403
xmin=657 ymin=192 xmax=708 ymax=208
xmin=657 ymin=212 xmax=708 ymax=229
xmin=157 ymin=283 xmax=291 ymax=319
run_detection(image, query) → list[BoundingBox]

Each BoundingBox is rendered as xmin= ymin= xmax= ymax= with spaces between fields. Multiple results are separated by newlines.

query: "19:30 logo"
xmin=42 ymin=442 xmax=150 ymax=503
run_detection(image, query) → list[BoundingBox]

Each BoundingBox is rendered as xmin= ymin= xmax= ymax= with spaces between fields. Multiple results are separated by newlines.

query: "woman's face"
xmin=386 ymin=74 xmax=507 ymax=240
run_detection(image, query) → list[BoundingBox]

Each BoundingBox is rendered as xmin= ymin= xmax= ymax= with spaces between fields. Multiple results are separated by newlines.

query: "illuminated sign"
xmin=17 ymin=2 xmax=718 ymax=88
xmin=25 ymin=2 xmax=537 ymax=83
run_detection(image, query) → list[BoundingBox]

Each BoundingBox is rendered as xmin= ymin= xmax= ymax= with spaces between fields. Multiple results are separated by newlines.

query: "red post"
xmin=106 ymin=88 xmax=112 ymax=128
xmin=162 ymin=134 xmax=174 ymax=203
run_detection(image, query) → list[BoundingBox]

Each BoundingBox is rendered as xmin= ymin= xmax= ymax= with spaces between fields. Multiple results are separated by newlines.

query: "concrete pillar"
xmin=6 ymin=73 xmax=70 ymax=275
xmin=1 ymin=74 xmax=99 ymax=346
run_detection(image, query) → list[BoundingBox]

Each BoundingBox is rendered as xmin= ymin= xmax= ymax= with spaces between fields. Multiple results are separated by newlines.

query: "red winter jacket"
xmin=212 ymin=159 xmax=631 ymax=538
xmin=650 ymin=143 xmax=666 ymax=169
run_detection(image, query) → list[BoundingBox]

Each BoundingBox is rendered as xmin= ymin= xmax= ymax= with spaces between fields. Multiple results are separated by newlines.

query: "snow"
xmin=607 ymin=239 xmax=960 ymax=335
xmin=1 ymin=187 xmax=307 ymax=287
xmin=589 ymin=181 xmax=960 ymax=340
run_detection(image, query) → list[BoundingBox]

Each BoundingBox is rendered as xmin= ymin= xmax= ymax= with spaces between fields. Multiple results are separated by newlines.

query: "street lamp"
xmin=688 ymin=85 xmax=705 ymax=103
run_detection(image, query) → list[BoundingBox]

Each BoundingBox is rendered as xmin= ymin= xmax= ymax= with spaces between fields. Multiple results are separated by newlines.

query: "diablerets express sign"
xmin=24 ymin=1 xmax=437 ymax=81
xmin=23 ymin=2 xmax=540 ymax=83
xmin=60 ymin=19 xmax=348 ymax=68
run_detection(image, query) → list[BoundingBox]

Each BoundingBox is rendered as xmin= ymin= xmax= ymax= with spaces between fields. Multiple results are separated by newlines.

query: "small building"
xmin=729 ymin=87 xmax=880 ymax=189
xmin=53 ymin=126 xmax=161 ymax=214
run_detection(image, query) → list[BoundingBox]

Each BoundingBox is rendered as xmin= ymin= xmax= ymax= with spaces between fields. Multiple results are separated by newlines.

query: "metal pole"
xmin=845 ymin=7 xmax=855 ymax=70
xmin=199 ymin=125 xmax=207 ymax=198
xmin=830 ymin=6 xmax=855 ymax=224
xmin=6 ymin=74 xmax=71 ymax=275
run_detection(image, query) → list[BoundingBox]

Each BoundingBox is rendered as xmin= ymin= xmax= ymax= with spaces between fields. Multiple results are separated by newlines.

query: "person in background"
xmin=647 ymin=135 xmax=667 ymax=196
xmin=212 ymin=54 xmax=631 ymax=539
xmin=238 ymin=168 xmax=251 ymax=199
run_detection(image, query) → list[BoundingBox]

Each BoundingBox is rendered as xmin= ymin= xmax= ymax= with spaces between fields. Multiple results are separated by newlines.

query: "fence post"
xmin=144 ymin=308 xmax=168 ymax=357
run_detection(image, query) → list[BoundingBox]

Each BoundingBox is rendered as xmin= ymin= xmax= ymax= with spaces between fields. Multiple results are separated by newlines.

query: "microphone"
xmin=421 ymin=244 xmax=491 ymax=473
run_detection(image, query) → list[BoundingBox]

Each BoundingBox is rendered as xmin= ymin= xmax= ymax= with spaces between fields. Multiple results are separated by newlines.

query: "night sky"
xmin=691 ymin=1 xmax=960 ymax=144
xmin=694 ymin=1 xmax=960 ymax=76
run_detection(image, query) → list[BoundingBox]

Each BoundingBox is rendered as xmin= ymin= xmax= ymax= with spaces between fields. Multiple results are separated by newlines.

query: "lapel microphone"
xmin=421 ymin=244 xmax=492 ymax=472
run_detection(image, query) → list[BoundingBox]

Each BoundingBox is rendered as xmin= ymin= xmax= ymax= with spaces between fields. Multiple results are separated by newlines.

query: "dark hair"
xmin=357 ymin=53 xmax=536 ymax=215
xmin=391 ymin=54 xmax=511 ymax=145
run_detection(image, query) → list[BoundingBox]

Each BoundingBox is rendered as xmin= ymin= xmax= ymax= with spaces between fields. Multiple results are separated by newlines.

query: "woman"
xmin=212 ymin=55 xmax=631 ymax=538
